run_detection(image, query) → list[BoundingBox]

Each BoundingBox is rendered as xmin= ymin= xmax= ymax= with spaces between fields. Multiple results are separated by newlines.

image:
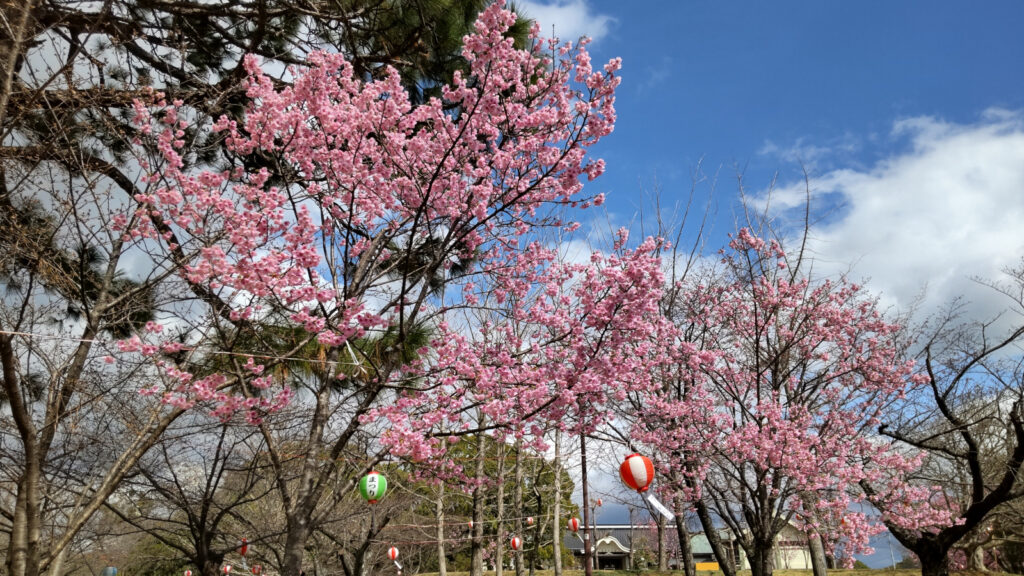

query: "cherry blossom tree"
xmin=389 ymin=226 xmax=671 ymax=576
xmin=121 ymin=3 xmax=630 ymax=572
xmin=1 ymin=2 xmax=529 ymax=575
xmin=615 ymin=189 xmax=732 ymax=576
xmin=636 ymin=228 xmax=923 ymax=576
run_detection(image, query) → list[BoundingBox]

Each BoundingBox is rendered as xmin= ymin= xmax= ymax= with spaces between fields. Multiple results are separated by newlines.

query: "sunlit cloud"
xmin=515 ymin=0 xmax=616 ymax=43
xmin=767 ymin=109 xmax=1024 ymax=323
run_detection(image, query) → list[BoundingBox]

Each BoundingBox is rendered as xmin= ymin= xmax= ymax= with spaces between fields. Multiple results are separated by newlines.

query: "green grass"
xmin=417 ymin=570 xmax=981 ymax=576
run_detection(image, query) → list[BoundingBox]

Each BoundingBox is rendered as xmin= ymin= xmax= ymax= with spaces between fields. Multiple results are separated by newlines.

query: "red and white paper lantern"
xmin=239 ymin=538 xmax=249 ymax=556
xmin=252 ymin=566 xmax=263 ymax=576
xmin=526 ymin=516 xmax=534 ymax=526
xmin=619 ymin=453 xmax=655 ymax=493
xmin=618 ymin=452 xmax=676 ymax=520
xmin=222 ymin=567 xmax=232 ymax=575
xmin=567 ymin=517 xmax=580 ymax=533
xmin=184 ymin=571 xmax=193 ymax=576
xmin=388 ymin=547 xmax=399 ymax=561
xmin=509 ymin=536 xmax=522 ymax=551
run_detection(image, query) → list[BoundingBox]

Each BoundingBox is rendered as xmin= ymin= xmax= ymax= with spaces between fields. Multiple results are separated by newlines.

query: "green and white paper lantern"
xmin=359 ymin=470 xmax=387 ymax=504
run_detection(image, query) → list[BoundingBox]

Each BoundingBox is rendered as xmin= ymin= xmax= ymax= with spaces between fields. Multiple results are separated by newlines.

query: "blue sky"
xmin=525 ymin=0 xmax=1024 ymax=209
xmin=516 ymin=0 xmax=1024 ymax=567
xmin=518 ymin=0 xmax=1024 ymax=327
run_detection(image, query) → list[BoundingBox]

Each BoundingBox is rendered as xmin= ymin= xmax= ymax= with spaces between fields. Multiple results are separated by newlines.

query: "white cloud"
xmin=770 ymin=109 xmax=1024 ymax=323
xmin=515 ymin=0 xmax=615 ymax=43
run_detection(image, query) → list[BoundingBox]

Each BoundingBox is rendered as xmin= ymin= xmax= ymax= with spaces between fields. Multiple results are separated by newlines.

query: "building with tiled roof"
xmin=562 ymin=524 xmax=813 ymax=571
xmin=562 ymin=524 xmax=737 ymax=570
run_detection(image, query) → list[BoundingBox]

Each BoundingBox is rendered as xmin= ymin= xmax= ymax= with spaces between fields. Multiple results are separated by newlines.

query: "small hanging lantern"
xmin=510 ymin=536 xmax=522 ymax=551
xmin=568 ymin=517 xmax=580 ymax=532
xmin=184 ymin=571 xmax=193 ymax=576
xmin=596 ymin=498 xmax=603 ymax=507
xmin=526 ymin=516 xmax=534 ymax=526
xmin=252 ymin=566 xmax=263 ymax=576
xmin=619 ymin=452 xmax=675 ymax=520
xmin=222 ymin=566 xmax=232 ymax=575
xmin=619 ymin=453 xmax=655 ymax=493
xmin=388 ymin=547 xmax=400 ymax=561
xmin=468 ymin=520 xmax=474 ymax=529
xmin=239 ymin=538 xmax=248 ymax=556
xmin=359 ymin=470 xmax=388 ymax=504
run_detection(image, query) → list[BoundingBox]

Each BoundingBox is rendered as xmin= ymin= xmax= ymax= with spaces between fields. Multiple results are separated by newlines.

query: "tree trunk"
xmin=514 ymin=438 xmax=524 ymax=576
xmin=689 ymin=492 xmax=736 ymax=576
xmin=552 ymin=430 xmax=562 ymax=576
xmin=580 ymin=434 xmax=593 ymax=576
xmin=748 ymin=544 xmax=774 ymax=576
xmin=968 ymin=545 xmax=987 ymax=571
xmin=23 ymin=458 xmax=43 ymax=576
xmin=674 ymin=497 xmax=695 ymax=576
xmin=47 ymin=548 xmax=67 ymax=576
xmin=496 ymin=442 xmax=507 ymax=576
xmin=2 ymin=328 xmax=40 ymax=576
xmin=6 ymin=479 xmax=27 ymax=576
xmin=349 ymin=536 xmax=373 ymax=576
xmin=529 ymin=485 xmax=541 ymax=576
xmin=436 ymin=481 xmax=448 ymax=576
xmin=657 ymin=512 xmax=668 ymax=570
xmin=0 ymin=0 xmax=37 ymax=130
xmin=918 ymin=548 xmax=951 ymax=576
xmin=807 ymin=531 xmax=828 ymax=576
xmin=202 ymin=555 xmax=225 ymax=576
xmin=282 ymin=517 xmax=313 ymax=576
xmin=800 ymin=492 xmax=827 ymax=576
xmin=470 ymin=432 xmax=487 ymax=576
